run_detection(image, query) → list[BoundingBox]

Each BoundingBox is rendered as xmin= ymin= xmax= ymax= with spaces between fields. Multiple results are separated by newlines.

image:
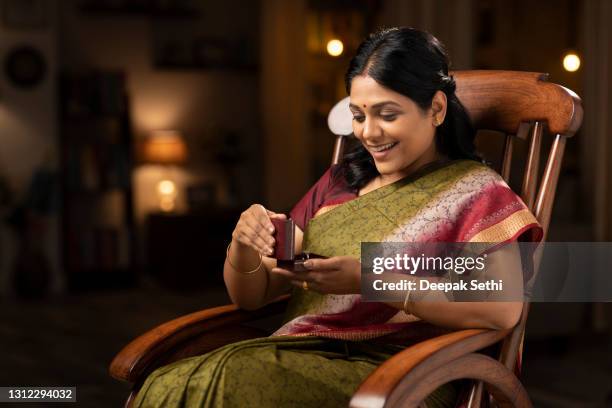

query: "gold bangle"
xmin=403 ymin=286 xmax=413 ymax=315
xmin=226 ymin=241 xmax=263 ymax=275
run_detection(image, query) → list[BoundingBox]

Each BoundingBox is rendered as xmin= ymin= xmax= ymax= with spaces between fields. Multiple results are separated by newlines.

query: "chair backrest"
xmin=331 ymin=69 xmax=583 ymax=385
xmin=452 ymin=70 xmax=583 ymax=378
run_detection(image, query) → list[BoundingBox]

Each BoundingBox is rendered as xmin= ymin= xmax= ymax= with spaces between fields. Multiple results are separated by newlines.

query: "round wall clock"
xmin=4 ymin=45 xmax=47 ymax=89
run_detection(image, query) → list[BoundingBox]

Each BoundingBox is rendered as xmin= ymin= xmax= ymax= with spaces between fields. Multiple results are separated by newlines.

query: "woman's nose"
xmin=361 ymin=117 xmax=381 ymax=141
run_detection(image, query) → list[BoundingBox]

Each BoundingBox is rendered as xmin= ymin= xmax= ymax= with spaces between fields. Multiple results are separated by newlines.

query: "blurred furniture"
xmin=59 ymin=71 xmax=135 ymax=291
xmin=110 ymin=70 xmax=583 ymax=407
xmin=146 ymin=208 xmax=241 ymax=290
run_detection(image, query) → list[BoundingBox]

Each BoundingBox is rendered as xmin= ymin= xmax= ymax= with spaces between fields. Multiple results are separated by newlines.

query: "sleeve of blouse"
xmin=288 ymin=166 xmax=335 ymax=231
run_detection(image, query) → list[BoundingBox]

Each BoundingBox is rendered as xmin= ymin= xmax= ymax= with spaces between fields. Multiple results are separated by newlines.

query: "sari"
xmin=132 ymin=159 xmax=542 ymax=408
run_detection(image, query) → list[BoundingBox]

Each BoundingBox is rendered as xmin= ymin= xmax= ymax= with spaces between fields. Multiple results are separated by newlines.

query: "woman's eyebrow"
xmin=349 ymin=101 xmax=401 ymax=109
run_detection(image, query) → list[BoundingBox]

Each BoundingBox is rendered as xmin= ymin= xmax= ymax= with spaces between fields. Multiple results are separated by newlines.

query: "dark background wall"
xmin=0 ymin=0 xmax=610 ymax=406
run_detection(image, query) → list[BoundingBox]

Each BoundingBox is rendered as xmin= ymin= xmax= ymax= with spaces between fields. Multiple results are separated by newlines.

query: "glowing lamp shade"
xmin=326 ymin=39 xmax=344 ymax=57
xmin=562 ymin=52 xmax=581 ymax=72
xmin=142 ymin=130 xmax=187 ymax=212
xmin=141 ymin=130 xmax=187 ymax=165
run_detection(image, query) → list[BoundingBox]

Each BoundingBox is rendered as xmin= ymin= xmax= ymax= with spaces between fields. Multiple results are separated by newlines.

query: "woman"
xmin=133 ymin=26 xmax=542 ymax=408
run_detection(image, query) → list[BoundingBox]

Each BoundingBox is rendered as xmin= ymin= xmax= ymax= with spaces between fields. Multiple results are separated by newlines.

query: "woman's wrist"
xmin=226 ymin=239 xmax=264 ymax=275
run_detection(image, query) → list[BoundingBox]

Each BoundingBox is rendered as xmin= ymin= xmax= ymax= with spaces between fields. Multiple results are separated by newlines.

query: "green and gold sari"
xmin=132 ymin=159 xmax=542 ymax=408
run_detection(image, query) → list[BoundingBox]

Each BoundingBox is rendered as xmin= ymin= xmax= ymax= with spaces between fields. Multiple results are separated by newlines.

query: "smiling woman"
xmin=349 ymin=84 xmax=442 ymax=167
xmin=342 ymin=27 xmax=482 ymax=193
xmin=132 ymin=27 xmax=543 ymax=408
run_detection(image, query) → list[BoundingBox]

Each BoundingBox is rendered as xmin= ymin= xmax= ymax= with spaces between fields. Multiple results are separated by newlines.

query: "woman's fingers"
xmin=241 ymin=204 xmax=273 ymax=235
xmin=251 ymin=204 xmax=275 ymax=233
xmin=271 ymin=267 xmax=321 ymax=283
xmin=234 ymin=221 xmax=273 ymax=256
xmin=251 ymin=205 xmax=279 ymax=245
xmin=243 ymin=217 xmax=274 ymax=249
xmin=232 ymin=203 xmax=288 ymax=256
xmin=264 ymin=208 xmax=287 ymax=237
xmin=249 ymin=204 xmax=287 ymax=236
xmin=243 ymin=205 xmax=277 ymax=251
xmin=267 ymin=209 xmax=287 ymax=220
xmin=302 ymin=257 xmax=340 ymax=271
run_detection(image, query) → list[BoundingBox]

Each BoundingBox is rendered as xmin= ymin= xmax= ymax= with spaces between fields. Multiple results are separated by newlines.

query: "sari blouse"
xmin=289 ymin=163 xmax=358 ymax=231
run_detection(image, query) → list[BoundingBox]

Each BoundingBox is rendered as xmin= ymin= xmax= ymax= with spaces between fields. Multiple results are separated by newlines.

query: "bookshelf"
xmin=58 ymin=71 xmax=135 ymax=291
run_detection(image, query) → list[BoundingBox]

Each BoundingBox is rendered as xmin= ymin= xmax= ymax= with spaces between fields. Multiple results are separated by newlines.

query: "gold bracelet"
xmin=403 ymin=286 xmax=413 ymax=315
xmin=226 ymin=241 xmax=263 ymax=275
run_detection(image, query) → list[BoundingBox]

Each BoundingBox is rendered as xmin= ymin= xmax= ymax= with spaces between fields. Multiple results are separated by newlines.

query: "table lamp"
xmin=141 ymin=130 xmax=187 ymax=212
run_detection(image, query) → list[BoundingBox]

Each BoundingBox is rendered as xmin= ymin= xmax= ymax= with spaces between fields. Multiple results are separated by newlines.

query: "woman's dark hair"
xmin=337 ymin=26 xmax=483 ymax=191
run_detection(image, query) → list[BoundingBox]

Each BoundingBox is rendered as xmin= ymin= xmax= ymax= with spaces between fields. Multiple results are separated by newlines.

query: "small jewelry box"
xmin=271 ymin=218 xmax=326 ymax=272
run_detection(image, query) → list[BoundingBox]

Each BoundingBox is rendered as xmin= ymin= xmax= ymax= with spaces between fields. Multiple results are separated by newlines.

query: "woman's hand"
xmin=271 ymin=255 xmax=362 ymax=295
xmin=232 ymin=203 xmax=286 ymax=256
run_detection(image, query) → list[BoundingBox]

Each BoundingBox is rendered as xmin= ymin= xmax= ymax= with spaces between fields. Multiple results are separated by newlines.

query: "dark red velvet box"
xmin=271 ymin=217 xmax=326 ymax=272
xmin=272 ymin=218 xmax=295 ymax=261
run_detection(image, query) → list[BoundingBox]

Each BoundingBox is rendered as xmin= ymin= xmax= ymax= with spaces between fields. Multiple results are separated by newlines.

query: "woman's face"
xmin=349 ymin=74 xmax=447 ymax=179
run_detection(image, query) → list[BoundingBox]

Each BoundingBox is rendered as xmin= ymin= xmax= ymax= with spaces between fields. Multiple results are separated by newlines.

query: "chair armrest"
xmin=109 ymin=294 xmax=290 ymax=384
xmin=350 ymin=328 xmax=511 ymax=408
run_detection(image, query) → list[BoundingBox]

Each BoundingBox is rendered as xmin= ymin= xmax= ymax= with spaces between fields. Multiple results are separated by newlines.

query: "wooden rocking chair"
xmin=109 ymin=70 xmax=583 ymax=407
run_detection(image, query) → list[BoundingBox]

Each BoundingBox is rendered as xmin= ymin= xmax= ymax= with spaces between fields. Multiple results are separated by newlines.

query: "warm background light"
xmin=156 ymin=179 xmax=178 ymax=212
xmin=563 ymin=52 xmax=581 ymax=72
xmin=157 ymin=180 xmax=176 ymax=195
xmin=141 ymin=130 xmax=187 ymax=165
xmin=326 ymin=39 xmax=344 ymax=57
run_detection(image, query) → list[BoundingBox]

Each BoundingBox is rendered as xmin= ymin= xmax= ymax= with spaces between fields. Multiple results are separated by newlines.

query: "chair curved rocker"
xmin=110 ymin=70 xmax=583 ymax=408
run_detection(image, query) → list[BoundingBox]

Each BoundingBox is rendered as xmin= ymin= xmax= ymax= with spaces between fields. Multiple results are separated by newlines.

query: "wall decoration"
xmin=3 ymin=45 xmax=47 ymax=89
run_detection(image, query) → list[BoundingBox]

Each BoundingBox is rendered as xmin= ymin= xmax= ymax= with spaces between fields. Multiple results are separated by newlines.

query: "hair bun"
xmin=441 ymin=75 xmax=456 ymax=94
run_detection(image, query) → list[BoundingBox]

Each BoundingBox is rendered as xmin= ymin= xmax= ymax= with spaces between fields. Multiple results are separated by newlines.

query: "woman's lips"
xmin=370 ymin=142 xmax=398 ymax=160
